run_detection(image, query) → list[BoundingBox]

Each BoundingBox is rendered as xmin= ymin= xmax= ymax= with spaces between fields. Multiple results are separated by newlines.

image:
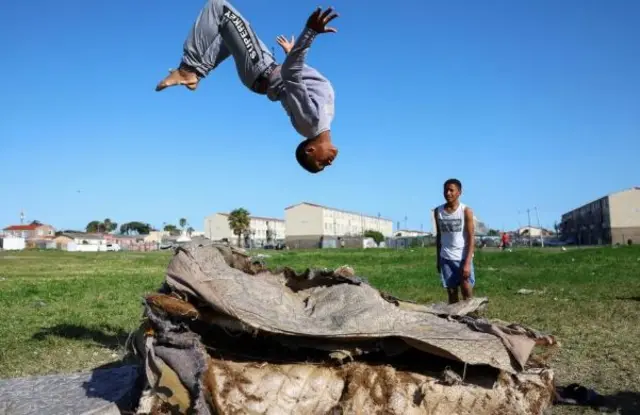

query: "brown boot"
xmin=155 ymin=68 xmax=200 ymax=92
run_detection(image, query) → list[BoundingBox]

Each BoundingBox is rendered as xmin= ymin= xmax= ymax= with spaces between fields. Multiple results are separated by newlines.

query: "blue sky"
xmin=1 ymin=0 xmax=638 ymax=233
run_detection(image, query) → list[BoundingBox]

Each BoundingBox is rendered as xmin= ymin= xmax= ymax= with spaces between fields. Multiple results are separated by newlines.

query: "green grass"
xmin=1 ymin=246 xmax=639 ymax=413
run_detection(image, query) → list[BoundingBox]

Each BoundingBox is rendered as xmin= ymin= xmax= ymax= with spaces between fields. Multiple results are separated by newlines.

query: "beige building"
xmin=285 ymin=202 xmax=394 ymax=248
xmin=204 ymin=213 xmax=285 ymax=247
xmin=559 ymin=186 xmax=640 ymax=245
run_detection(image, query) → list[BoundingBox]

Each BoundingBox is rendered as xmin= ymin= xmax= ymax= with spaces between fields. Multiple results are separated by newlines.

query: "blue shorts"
xmin=440 ymin=258 xmax=475 ymax=289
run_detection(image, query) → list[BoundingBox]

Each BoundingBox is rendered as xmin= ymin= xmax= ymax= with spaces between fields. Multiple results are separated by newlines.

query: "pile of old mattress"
xmin=127 ymin=240 xmax=558 ymax=414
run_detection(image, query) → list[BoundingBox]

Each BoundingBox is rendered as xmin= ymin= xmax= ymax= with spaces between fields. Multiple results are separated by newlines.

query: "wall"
xmin=249 ymin=217 xmax=286 ymax=243
xmin=145 ymin=231 xmax=169 ymax=243
xmin=204 ymin=214 xmax=234 ymax=241
xmin=609 ymin=188 xmax=640 ymax=228
xmin=319 ymin=207 xmax=393 ymax=237
xmin=285 ymin=204 xmax=323 ymax=237
xmin=34 ymin=226 xmax=55 ymax=239
xmin=285 ymin=235 xmax=323 ymax=249
xmin=0 ymin=237 xmax=25 ymax=250
xmin=611 ymin=227 xmax=640 ymax=245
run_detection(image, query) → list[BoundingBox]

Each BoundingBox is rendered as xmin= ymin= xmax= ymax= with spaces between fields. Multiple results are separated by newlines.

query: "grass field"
xmin=1 ymin=246 xmax=639 ymax=413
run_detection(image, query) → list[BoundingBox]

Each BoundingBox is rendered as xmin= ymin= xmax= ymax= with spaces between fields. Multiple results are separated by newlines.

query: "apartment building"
xmin=559 ymin=186 xmax=640 ymax=245
xmin=284 ymin=202 xmax=394 ymax=248
xmin=204 ymin=212 xmax=285 ymax=247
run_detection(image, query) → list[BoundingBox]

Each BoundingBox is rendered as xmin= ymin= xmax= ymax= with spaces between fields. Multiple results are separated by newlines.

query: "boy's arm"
xmin=281 ymin=27 xmax=316 ymax=81
xmin=434 ymin=209 xmax=441 ymax=271
xmin=279 ymin=8 xmax=338 ymax=136
xmin=463 ymin=207 xmax=475 ymax=270
xmin=279 ymin=27 xmax=320 ymax=132
xmin=281 ymin=7 xmax=338 ymax=82
xmin=276 ymin=35 xmax=295 ymax=55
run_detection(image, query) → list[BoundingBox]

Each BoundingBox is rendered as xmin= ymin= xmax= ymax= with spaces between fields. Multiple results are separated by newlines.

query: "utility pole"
xmin=534 ymin=207 xmax=544 ymax=247
xmin=516 ymin=210 xmax=522 ymax=230
xmin=527 ymin=208 xmax=532 ymax=247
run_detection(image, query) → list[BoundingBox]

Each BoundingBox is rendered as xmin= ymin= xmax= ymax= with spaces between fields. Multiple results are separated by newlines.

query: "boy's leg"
xmin=157 ymin=0 xmax=276 ymax=93
xmin=217 ymin=3 xmax=278 ymax=92
xmin=460 ymin=260 xmax=475 ymax=300
xmin=440 ymin=259 xmax=460 ymax=304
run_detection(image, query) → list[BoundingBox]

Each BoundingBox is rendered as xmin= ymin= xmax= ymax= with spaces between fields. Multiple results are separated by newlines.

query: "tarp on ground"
xmin=130 ymin=239 xmax=557 ymax=414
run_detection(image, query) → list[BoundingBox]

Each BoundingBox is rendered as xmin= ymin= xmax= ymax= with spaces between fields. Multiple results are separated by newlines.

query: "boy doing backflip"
xmin=434 ymin=179 xmax=476 ymax=304
xmin=155 ymin=0 xmax=339 ymax=174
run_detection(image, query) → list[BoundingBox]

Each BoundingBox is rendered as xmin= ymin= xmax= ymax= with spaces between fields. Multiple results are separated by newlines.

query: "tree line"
xmin=83 ymin=217 xmax=193 ymax=236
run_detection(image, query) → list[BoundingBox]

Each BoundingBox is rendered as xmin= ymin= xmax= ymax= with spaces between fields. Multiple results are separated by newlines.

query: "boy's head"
xmin=295 ymin=130 xmax=338 ymax=173
xmin=443 ymin=178 xmax=462 ymax=204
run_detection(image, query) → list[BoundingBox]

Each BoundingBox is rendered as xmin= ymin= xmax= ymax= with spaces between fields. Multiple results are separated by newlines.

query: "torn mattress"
xmin=130 ymin=240 xmax=557 ymax=414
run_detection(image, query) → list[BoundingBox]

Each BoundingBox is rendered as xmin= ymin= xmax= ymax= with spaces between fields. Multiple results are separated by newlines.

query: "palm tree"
xmin=179 ymin=218 xmax=188 ymax=230
xmin=227 ymin=208 xmax=251 ymax=247
xmin=103 ymin=218 xmax=117 ymax=233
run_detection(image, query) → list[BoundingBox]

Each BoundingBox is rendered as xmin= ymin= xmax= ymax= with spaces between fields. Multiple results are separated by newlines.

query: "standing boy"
xmin=155 ymin=0 xmax=340 ymax=174
xmin=434 ymin=179 xmax=476 ymax=304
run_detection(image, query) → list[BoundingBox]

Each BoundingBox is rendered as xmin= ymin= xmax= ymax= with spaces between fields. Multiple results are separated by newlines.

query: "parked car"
xmin=105 ymin=243 xmax=121 ymax=252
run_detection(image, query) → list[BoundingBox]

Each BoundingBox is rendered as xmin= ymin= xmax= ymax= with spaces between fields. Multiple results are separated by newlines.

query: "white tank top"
xmin=436 ymin=203 xmax=468 ymax=261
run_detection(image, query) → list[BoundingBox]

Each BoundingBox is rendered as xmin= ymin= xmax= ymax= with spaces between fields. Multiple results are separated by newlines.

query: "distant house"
xmin=110 ymin=233 xmax=163 ymax=251
xmin=517 ymin=226 xmax=553 ymax=238
xmin=3 ymin=222 xmax=55 ymax=240
xmin=54 ymin=232 xmax=106 ymax=249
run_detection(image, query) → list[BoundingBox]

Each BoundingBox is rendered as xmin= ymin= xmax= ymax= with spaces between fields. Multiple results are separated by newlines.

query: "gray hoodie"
xmin=267 ymin=27 xmax=335 ymax=140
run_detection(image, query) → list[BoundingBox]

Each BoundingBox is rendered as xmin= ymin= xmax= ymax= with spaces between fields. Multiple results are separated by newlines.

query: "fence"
xmin=385 ymin=235 xmax=436 ymax=249
xmin=120 ymin=242 xmax=161 ymax=252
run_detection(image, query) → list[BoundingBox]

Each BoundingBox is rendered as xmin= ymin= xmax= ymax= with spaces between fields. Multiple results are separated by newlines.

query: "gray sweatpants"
xmin=181 ymin=0 xmax=277 ymax=92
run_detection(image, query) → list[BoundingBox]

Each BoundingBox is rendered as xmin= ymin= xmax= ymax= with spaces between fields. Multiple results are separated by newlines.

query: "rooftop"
xmin=562 ymin=186 xmax=640 ymax=214
xmin=285 ymin=202 xmax=393 ymax=222
xmin=3 ymin=223 xmax=52 ymax=231
xmin=215 ymin=213 xmax=284 ymax=222
xmin=59 ymin=232 xmax=106 ymax=240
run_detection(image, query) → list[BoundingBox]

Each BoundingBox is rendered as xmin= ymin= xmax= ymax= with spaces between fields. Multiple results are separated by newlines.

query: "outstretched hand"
xmin=306 ymin=7 xmax=339 ymax=34
xmin=276 ymin=35 xmax=295 ymax=54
